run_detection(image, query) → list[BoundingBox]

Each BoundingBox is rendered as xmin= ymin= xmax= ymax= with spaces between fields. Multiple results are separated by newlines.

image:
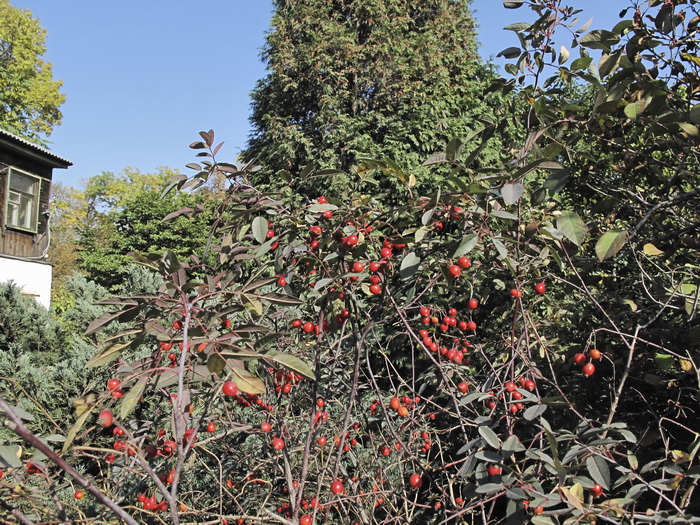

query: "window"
xmin=5 ymin=167 xmax=41 ymax=232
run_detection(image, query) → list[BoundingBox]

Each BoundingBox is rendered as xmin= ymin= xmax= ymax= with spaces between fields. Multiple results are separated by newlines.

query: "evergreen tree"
xmin=244 ymin=0 xmax=506 ymax=199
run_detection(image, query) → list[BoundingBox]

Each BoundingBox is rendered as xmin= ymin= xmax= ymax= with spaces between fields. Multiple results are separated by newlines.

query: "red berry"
xmin=111 ymin=388 xmax=123 ymax=399
xmin=277 ymin=276 xmax=287 ymax=287
xmin=588 ymin=348 xmax=602 ymax=360
xmin=206 ymin=422 xmax=216 ymax=433
xmin=487 ymin=465 xmax=502 ymax=476
xmin=590 ymin=483 xmax=604 ymax=497
xmin=457 ymin=382 xmax=469 ymax=393
xmin=330 ymin=480 xmax=344 ymax=494
xmin=303 ymin=321 xmax=315 ymax=333
xmin=535 ymin=282 xmax=546 ymax=294
xmin=98 ymin=410 xmax=113 ymax=427
xmin=323 ymin=210 xmax=333 ymax=219
xmin=573 ymin=353 xmax=587 ymax=365
xmin=300 ymin=515 xmax=313 ymax=525
xmin=291 ymin=319 xmax=303 ymax=328
xmin=583 ymin=363 xmax=595 ymax=376
xmin=352 ymin=261 xmax=365 ymax=273
xmin=468 ymin=298 xmax=479 ymax=309
xmin=448 ymin=265 xmax=462 ymax=278
xmin=457 ymin=256 xmax=471 ymax=269
xmin=317 ymin=196 xmax=328 ymax=204
xmin=74 ymin=489 xmax=85 ymax=499
xmin=346 ymin=234 xmax=358 ymax=246
xmin=419 ymin=306 xmax=430 ymax=317
xmin=222 ymin=381 xmax=239 ymax=397
xmin=380 ymin=247 xmax=393 ymax=259
xmin=261 ymin=422 xmax=272 ymax=433
xmin=510 ymin=288 xmax=522 ymax=298
xmin=266 ymin=228 xmax=275 ymax=239
xmin=505 ymin=381 xmax=516 ymax=393
xmin=409 ymin=473 xmax=423 ymax=489
xmin=271 ymin=437 xmax=285 ymax=450
xmin=466 ymin=320 xmax=477 ymax=331
xmin=317 ymin=436 xmax=327 ymax=446
xmin=369 ymin=284 xmax=381 ymax=295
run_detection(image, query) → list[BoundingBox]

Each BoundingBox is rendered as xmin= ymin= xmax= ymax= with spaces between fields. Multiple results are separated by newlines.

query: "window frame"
xmin=4 ymin=166 xmax=42 ymax=234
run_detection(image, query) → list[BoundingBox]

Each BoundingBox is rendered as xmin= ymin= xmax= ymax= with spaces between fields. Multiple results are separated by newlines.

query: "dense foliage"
xmin=0 ymin=0 xmax=64 ymax=142
xmin=1 ymin=1 xmax=699 ymax=525
xmin=244 ymin=0 xmax=510 ymax=200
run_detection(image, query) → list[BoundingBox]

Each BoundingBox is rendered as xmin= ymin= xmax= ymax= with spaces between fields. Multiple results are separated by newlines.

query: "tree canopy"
xmin=244 ymin=0 xmax=508 ymax=199
xmin=0 ymin=0 xmax=64 ymax=142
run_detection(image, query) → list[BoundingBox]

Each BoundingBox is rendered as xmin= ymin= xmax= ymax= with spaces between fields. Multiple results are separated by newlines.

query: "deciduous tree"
xmin=0 ymin=0 xmax=65 ymax=142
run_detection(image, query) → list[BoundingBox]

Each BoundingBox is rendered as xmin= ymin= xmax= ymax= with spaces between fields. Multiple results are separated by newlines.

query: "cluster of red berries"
xmin=291 ymin=317 xmax=331 ymax=335
xmin=573 ymin=348 xmax=602 ymax=376
xmin=482 ymin=377 xmax=537 ymax=414
xmin=271 ymin=368 xmax=303 ymax=394
xmin=447 ymin=256 xmax=472 ymax=278
xmin=137 ymin=493 xmax=168 ymax=512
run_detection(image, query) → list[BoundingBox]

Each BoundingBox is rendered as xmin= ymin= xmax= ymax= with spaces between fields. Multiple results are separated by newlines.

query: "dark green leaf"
xmin=586 ymin=455 xmax=611 ymax=490
xmin=252 ymin=216 xmax=268 ymax=244
xmin=400 ymin=252 xmax=421 ymax=280
xmin=595 ymin=229 xmax=628 ymax=261
xmin=557 ymin=211 xmax=588 ymax=245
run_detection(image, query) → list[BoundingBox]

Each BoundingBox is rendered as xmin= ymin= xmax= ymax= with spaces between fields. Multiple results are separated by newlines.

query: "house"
xmin=0 ymin=129 xmax=72 ymax=308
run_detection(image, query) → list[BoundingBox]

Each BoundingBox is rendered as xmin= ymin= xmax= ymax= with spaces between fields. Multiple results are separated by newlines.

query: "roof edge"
xmin=0 ymin=129 xmax=72 ymax=168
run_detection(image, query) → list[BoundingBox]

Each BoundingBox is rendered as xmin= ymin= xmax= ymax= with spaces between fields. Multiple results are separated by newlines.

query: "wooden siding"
xmin=0 ymin=150 xmax=52 ymax=258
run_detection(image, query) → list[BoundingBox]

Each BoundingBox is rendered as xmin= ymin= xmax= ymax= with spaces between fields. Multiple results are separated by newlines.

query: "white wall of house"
xmin=0 ymin=255 xmax=52 ymax=308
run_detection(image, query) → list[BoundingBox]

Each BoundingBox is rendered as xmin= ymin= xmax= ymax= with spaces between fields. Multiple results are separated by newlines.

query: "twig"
xmin=0 ymin=396 xmax=140 ymax=525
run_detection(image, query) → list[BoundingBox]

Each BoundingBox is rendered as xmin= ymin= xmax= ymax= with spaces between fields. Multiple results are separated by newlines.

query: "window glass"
xmin=5 ymin=168 xmax=40 ymax=231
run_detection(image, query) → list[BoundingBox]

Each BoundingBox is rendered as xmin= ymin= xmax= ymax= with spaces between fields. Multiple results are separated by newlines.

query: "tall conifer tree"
xmin=244 ymin=0 xmax=504 ymax=198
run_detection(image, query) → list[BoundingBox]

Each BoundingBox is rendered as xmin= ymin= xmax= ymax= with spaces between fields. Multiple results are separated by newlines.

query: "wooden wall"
xmin=0 ymin=149 xmax=53 ymax=259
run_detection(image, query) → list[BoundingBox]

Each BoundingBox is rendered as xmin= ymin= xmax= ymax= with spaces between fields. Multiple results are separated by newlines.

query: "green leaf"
xmin=624 ymin=98 xmax=651 ymax=119
xmin=501 ymin=183 xmax=524 ymax=205
xmin=491 ymin=210 xmax=518 ymax=221
xmin=252 ymin=216 xmax=268 ymax=244
xmin=60 ymin=407 xmax=93 ymax=455
xmin=497 ymin=47 xmax=521 ymax=59
xmin=492 ymin=238 xmax=509 ymax=260
xmin=453 ymin=234 xmax=478 ymax=257
xmin=556 ymin=211 xmax=588 ymax=246
xmin=595 ymin=229 xmax=628 ymax=261
xmin=0 ymin=445 xmax=22 ymax=468
xmin=558 ymin=45 xmax=570 ymax=64
xmin=479 ymin=426 xmax=502 ymax=449
xmin=120 ymin=376 xmax=148 ymax=419
xmin=476 ymin=483 xmax=504 ymax=494
xmin=680 ymin=122 xmax=699 ymax=136
xmin=503 ymin=1 xmax=524 ymax=9
xmin=580 ymin=30 xmax=620 ymax=51
xmin=241 ymin=295 xmax=264 ymax=316
xmin=445 ymin=137 xmax=463 ymax=161
xmin=85 ymin=341 xmax=131 ymax=368
xmin=523 ymin=404 xmax=547 ymax=421
xmin=542 ymin=169 xmax=571 ymax=194
xmin=400 ymin=252 xmax=421 ymax=280
xmin=207 ymin=354 xmax=226 ymax=376
xmin=227 ymin=363 xmax=266 ymax=394
xmin=586 ymin=454 xmax=611 ymax=490
xmin=264 ymin=351 xmax=316 ymax=381
xmin=259 ymin=293 xmax=303 ymax=306
xmin=571 ymin=56 xmax=593 ymax=70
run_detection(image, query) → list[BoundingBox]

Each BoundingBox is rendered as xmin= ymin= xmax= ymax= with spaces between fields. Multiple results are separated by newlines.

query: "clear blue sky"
xmin=15 ymin=0 xmax=631 ymax=188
